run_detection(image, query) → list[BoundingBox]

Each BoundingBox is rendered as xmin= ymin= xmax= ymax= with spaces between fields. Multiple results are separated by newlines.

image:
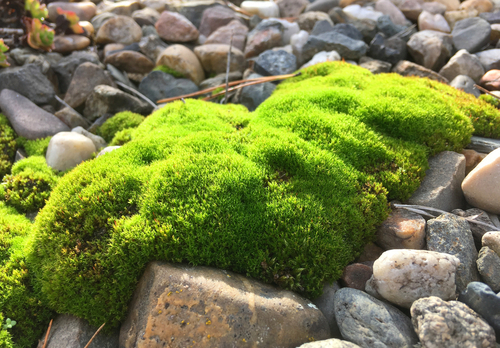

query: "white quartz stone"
xmin=46 ymin=132 xmax=96 ymax=171
xmin=241 ymin=1 xmax=280 ymax=18
xmin=343 ymin=5 xmax=384 ymax=21
xmin=301 ymin=50 xmax=341 ymax=69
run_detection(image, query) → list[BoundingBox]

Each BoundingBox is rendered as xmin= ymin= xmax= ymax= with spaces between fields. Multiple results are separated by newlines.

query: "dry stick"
xmin=115 ymin=81 xmax=158 ymax=109
xmin=42 ymin=319 xmax=53 ymax=348
xmin=393 ymin=203 xmax=500 ymax=231
xmin=474 ymin=84 xmax=500 ymax=100
xmin=83 ymin=323 xmax=106 ymax=348
xmin=224 ymin=31 xmax=234 ymax=104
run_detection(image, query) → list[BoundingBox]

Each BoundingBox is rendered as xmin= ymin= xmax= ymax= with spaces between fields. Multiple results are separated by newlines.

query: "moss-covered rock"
xmin=28 ymin=62 xmax=500 ymax=331
xmin=0 ymin=114 xmax=16 ymax=182
xmin=97 ymin=111 xmax=145 ymax=143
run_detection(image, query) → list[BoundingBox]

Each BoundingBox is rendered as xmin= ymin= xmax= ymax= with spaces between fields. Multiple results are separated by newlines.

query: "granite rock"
xmin=439 ymin=49 xmax=485 ymax=83
xmin=0 ymin=64 xmax=56 ymax=105
xmin=477 ymin=246 xmax=500 ymax=292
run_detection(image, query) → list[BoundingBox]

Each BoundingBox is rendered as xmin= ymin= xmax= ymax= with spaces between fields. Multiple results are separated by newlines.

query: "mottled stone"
xmin=47 ymin=1 xmax=97 ymax=22
xmin=439 ymin=49 xmax=485 ymax=83
xmin=407 ymin=30 xmax=454 ymax=71
xmin=483 ymin=232 xmax=500 ymax=255
xmin=368 ymin=249 xmax=460 ymax=308
xmin=244 ymin=21 xmax=284 ymax=58
xmin=194 ymin=44 xmax=246 ymax=75
xmin=334 ymin=288 xmax=419 ymax=348
xmin=104 ymin=51 xmax=155 ymax=74
xmin=46 ymin=132 xmax=96 ymax=171
xmin=241 ymin=0 xmax=280 ymax=18
xmin=477 ymin=247 xmax=500 ymax=292
xmin=155 ymin=11 xmax=199 ymax=43
xmin=277 ymin=0 xmax=309 ymax=17
xmin=119 ymin=262 xmax=330 ymax=347
xmin=376 ymin=208 xmax=426 ymax=250
xmin=392 ymin=60 xmax=449 ymax=83
xmin=411 ymin=296 xmax=496 ymax=348
xmin=452 ymin=17 xmax=491 ymax=53
xmin=205 ymin=19 xmax=249 ymax=52
xmin=156 ymin=45 xmax=205 ymax=85
xmin=138 ymin=35 xmax=168 ymax=62
xmin=96 ymin=16 xmax=142 ymax=45
xmin=418 ymin=10 xmax=451 ymax=32
xmin=0 ymin=64 xmax=55 ymax=105
xmin=312 ymin=282 xmax=342 ymax=339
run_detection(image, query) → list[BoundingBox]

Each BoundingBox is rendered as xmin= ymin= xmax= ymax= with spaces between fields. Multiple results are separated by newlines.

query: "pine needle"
xmin=42 ymin=319 xmax=53 ymax=348
xmin=83 ymin=323 xmax=106 ymax=348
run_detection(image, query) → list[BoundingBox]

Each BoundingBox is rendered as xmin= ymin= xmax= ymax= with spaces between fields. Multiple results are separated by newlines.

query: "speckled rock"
xmin=334 ymin=288 xmax=419 ymax=348
xmin=407 ymin=30 xmax=453 ymax=71
xmin=155 ymin=11 xmax=199 ymax=43
xmin=376 ymin=208 xmax=426 ymax=250
xmin=104 ymin=51 xmax=155 ymax=74
xmin=477 ymin=247 xmax=500 ymax=292
xmin=254 ymin=49 xmax=297 ymax=76
xmin=483 ymin=232 xmax=500 ymax=255
xmin=411 ymin=296 xmax=496 ymax=348
xmin=367 ymin=249 xmax=460 ymax=308
xmin=194 ymin=44 xmax=246 ymax=75
xmin=96 ymin=16 xmax=142 ymax=45
xmin=156 ymin=45 xmax=205 ymax=85
xmin=45 ymin=132 xmax=96 ymax=172
xmin=439 ymin=49 xmax=485 ymax=83
xmin=119 ymin=262 xmax=330 ymax=347
xmin=205 ymin=19 xmax=249 ymax=52
xmin=392 ymin=60 xmax=449 ymax=83
xmin=452 ymin=208 xmax=497 ymax=245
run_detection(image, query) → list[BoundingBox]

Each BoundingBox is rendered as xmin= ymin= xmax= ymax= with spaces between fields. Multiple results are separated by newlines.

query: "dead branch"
xmin=42 ymin=319 xmax=53 ymax=348
xmin=474 ymin=84 xmax=500 ymax=100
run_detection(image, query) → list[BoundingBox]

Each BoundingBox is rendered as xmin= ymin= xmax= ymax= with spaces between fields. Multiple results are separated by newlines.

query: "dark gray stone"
xmin=450 ymin=75 xmax=480 ymax=97
xmin=333 ymin=288 xmax=419 ymax=348
xmin=39 ymin=314 xmax=118 ymax=348
xmin=0 ymin=89 xmax=69 ymax=140
xmin=236 ymin=73 xmax=276 ymax=111
xmin=368 ymin=33 xmax=407 ymax=65
xmin=376 ymin=15 xmax=407 ymax=38
xmin=254 ymin=50 xmax=297 ymax=76
xmin=347 ymin=18 xmax=378 ymax=43
xmin=426 ymin=213 xmax=480 ymax=293
xmin=311 ymin=20 xmax=334 ymax=36
xmin=458 ymin=281 xmax=500 ymax=342
xmin=477 ymin=247 xmax=500 ymax=292
xmin=0 ymin=64 xmax=55 ymax=105
xmin=305 ymin=0 xmax=340 ymax=13
xmin=313 ymin=281 xmax=342 ymax=339
xmin=331 ymin=23 xmax=363 ymax=41
xmin=138 ymin=71 xmax=198 ymax=103
xmin=199 ymin=71 xmax=242 ymax=90
xmin=53 ymin=51 xmax=101 ymax=93
xmin=466 ymin=136 xmax=500 ymax=153
xmin=302 ymin=31 xmax=368 ymax=62
xmin=480 ymin=10 xmax=500 ymax=24
xmin=452 ymin=17 xmax=491 ymax=54
xmin=452 ymin=208 xmax=497 ymax=248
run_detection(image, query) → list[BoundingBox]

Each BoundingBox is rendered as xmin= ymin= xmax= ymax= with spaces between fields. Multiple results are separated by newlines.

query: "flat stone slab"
xmin=466 ymin=135 xmax=500 ymax=153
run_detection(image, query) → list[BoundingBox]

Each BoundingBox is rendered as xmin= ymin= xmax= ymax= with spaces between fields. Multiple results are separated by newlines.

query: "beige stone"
xmin=459 ymin=0 xmax=493 ymax=13
xmin=205 ymin=19 xmax=249 ymax=52
xmin=277 ymin=0 xmax=309 ymax=17
xmin=46 ymin=132 xmax=96 ymax=171
xmin=97 ymin=0 xmax=141 ymax=17
xmin=376 ymin=208 xmax=426 ymax=250
xmin=399 ymin=0 xmax=423 ymax=21
xmin=155 ymin=11 xmax=199 ymax=43
xmin=194 ymin=44 xmax=246 ymax=75
xmin=462 ymin=147 xmax=500 ymax=214
xmin=444 ymin=9 xmax=479 ymax=30
xmin=52 ymin=35 xmax=90 ymax=54
xmin=483 ymin=231 xmax=500 ymax=255
xmin=156 ymin=45 xmax=205 ymax=85
xmin=418 ymin=10 xmax=451 ymax=32
xmin=375 ymin=0 xmax=408 ymax=25
xmin=431 ymin=0 xmax=460 ymax=11
xmin=462 ymin=149 xmax=487 ymax=175
xmin=95 ymin=15 xmax=142 ymax=45
xmin=104 ymin=51 xmax=155 ymax=74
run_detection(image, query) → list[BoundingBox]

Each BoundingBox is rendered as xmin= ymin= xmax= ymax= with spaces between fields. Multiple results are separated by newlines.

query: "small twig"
xmin=224 ymin=32 xmax=234 ymax=104
xmin=54 ymin=95 xmax=84 ymax=119
xmin=42 ymin=319 xmax=53 ymax=348
xmin=388 ymin=24 xmax=416 ymax=41
xmin=83 ymin=323 xmax=105 ymax=348
xmin=115 ymin=81 xmax=158 ymax=109
xmin=474 ymin=84 xmax=500 ymax=100
xmin=0 ymin=28 xmax=24 ymax=35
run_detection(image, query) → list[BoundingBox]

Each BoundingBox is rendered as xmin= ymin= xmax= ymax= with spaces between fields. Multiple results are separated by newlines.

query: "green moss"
xmin=97 ymin=111 xmax=145 ymax=143
xmin=0 ymin=114 xmax=16 ymax=182
xmin=479 ymin=93 xmax=500 ymax=108
xmin=27 ymin=62 xmax=500 ymax=332
xmin=153 ymin=65 xmax=185 ymax=78
xmin=15 ymin=137 xmax=52 ymax=157
xmin=0 ymin=313 xmax=14 ymax=348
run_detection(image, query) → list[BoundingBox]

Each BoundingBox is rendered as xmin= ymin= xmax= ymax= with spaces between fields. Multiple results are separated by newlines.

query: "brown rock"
xmin=277 ymin=0 xmax=309 ymax=17
xmin=97 ymin=0 xmax=141 ymax=17
xmin=341 ymin=263 xmax=373 ymax=290
xmin=462 ymin=149 xmax=487 ymax=175
xmin=459 ymin=0 xmax=493 ymax=13
xmin=54 ymin=107 xmax=90 ymax=129
xmin=156 ymin=45 xmax=205 ymax=85
xmin=104 ymin=50 xmax=155 ymax=74
xmin=194 ymin=44 xmax=246 ymax=75
xmin=356 ymin=242 xmax=385 ymax=263
xmin=155 ymin=11 xmax=199 ymax=43
xmin=434 ymin=0 xmax=460 ymax=11
xmin=199 ymin=5 xmax=240 ymax=38
xmin=119 ymin=262 xmax=330 ymax=348
xmin=392 ymin=60 xmax=449 ymax=84
xmin=480 ymin=69 xmax=500 ymax=90
xmin=52 ymin=35 xmax=91 ymax=54
xmin=64 ymin=62 xmax=115 ymax=109
xmin=407 ymin=30 xmax=454 ymax=71
xmin=47 ymin=1 xmax=97 ymax=22
xmin=95 ymin=15 xmax=142 ymax=45
xmin=205 ymin=19 xmax=249 ymax=52
xmin=244 ymin=26 xmax=283 ymax=58
xmin=103 ymin=43 xmax=125 ymax=57
xmin=376 ymin=208 xmax=426 ymax=250
xmin=132 ymin=7 xmax=160 ymax=27
xmin=399 ymin=0 xmax=423 ymax=21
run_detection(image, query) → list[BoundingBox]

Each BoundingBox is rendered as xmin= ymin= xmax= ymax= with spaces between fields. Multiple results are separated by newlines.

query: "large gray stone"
xmin=0 ymin=64 xmax=55 ymax=105
xmin=439 ymin=49 xmax=485 ymax=83
xmin=302 ymin=31 xmax=368 ymax=62
xmin=313 ymin=281 xmax=342 ymax=339
xmin=0 ymin=89 xmax=69 ymax=140
xmin=368 ymin=33 xmax=407 ymax=65
xmin=407 ymin=151 xmax=466 ymax=212
xmin=475 ymin=49 xmax=500 ymax=71
xmin=138 ymin=71 xmax=198 ymax=103
xmin=450 ymin=75 xmax=481 ymax=97
xmin=333 ymin=288 xmax=419 ymax=348
xmin=452 ymin=17 xmax=491 ymax=53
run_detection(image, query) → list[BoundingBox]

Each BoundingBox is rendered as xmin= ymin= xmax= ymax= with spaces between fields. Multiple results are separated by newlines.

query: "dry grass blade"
xmin=42 ymin=319 xmax=53 ymax=348
xmin=83 ymin=323 xmax=106 ymax=348
xmin=224 ymin=31 xmax=234 ymax=104
xmin=474 ymin=84 xmax=500 ymax=100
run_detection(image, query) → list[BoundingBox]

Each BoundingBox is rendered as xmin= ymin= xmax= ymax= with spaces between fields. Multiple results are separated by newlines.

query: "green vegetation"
xmin=15 ymin=136 xmax=51 ymax=157
xmin=97 ymin=111 xmax=145 ymax=143
xmin=479 ymin=93 xmax=500 ymax=108
xmin=0 ymin=314 xmax=14 ymax=348
xmin=0 ymin=114 xmax=16 ymax=181
xmin=153 ymin=65 xmax=185 ymax=78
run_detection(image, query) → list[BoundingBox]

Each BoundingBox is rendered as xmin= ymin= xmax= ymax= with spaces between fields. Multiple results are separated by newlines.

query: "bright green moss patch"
xmin=97 ymin=111 xmax=145 ymax=143
xmin=153 ymin=65 xmax=185 ymax=78
xmin=28 ymin=62 xmax=500 ymax=331
xmin=15 ymin=136 xmax=52 ymax=157
xmin=0 ymin=114 xmax=16 ymax=181
xmin=0 ymin=313 xmax=14 ymax=348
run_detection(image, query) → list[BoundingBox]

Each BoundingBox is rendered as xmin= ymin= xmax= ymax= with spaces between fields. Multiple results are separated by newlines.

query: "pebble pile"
xmin=1 ymin=0 xmax=500 ymax=346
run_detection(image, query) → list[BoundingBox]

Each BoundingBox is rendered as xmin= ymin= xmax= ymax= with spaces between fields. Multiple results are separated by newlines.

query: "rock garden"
xmin=1 ymin=0 xmax=500 ymax=347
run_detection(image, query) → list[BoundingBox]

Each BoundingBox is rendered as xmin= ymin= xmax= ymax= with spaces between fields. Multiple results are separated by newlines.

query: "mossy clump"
xmin=153 ymin=65 xmax=185 ymax=78
xmin=97 ymin=111 xmax=145 ymax=143
xmin=15 ymin=136 xmax=52 ymax=157
xmin=0 ymin=313 xmax=14 ymax=348
xmin=29 ymin=62 xmax=500 ymax=331
xmin=479 ymin=93 xmax=500 ymax=108
xmin=1 ymin=157 xmax=59 ymax=213
xmin=0 ymin=114 xmax=16 ymax=181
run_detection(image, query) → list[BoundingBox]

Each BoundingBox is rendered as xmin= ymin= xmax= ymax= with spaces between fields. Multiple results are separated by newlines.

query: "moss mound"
xmin=15 ymin=137 xmax=51 ymax=157
xmin=28 ymin=62 xmax=500 ymax=330
xmin=97 ymin=111 xmax=145 ymax=143
xmin=0 ymin=114 xmax=16 ymax=181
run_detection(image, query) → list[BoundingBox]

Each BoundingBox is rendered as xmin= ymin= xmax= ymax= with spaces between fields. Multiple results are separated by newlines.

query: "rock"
xmin=480 ymin=69 xmax=500 ymax=90
xmin=132 ymin=7 xmax=161 ymax=27
xmin=156 ymin=45 xmax=205 ymax=85
xmin=411 ymin=296 xmax=497 ymax=348
xmin=399 ymin=0 xmax=423 ymax=21
xmin=481 ymin=10 xmax=500 ymax=23
xmin=97 ymin=0 xmax=141 ymax=17
xmin=462 ymin=148 xmax=500 ymax=214
xmin=138 ymin=70 xmax=198 ymax=103
xmin=302 ymin=31 xmax=368 ymax=62
xmin=46 ymin=132 xmax=96 ymax=171
xmin=301 ymin=50 xmax=341 ymax=68
xmin=91 ymin=12 xmax=116 ymax=33
xmin=265 ymin=18 xmax=301 ymax=45
xmin=483 ymin=232 xmax=500 ymax=255
xmin=291 ymin=30 xmax=310 ymax=64
xmin=475 ymin=49 xmax=500 ymax=71
xmin=83 ymin=85 xmax=153 ymax=122
xmin=37 ymin=313 xmax=118 ymax=348
xmin=418 ymin=11 xmax=451 ymax=32
xmin=254 ymin=49 xmax=297 ymax=76
xmin=426 ymin=213 xmax=480 ymax=292
xmin=306 ymin=0 xmax=340 ymax=13
xmin=453 ymin=208 xmax=496 ymax=247
xmin=376 ymin=15 xmax=408 ymax=38
xmin=71 ymin=126 xmax=106 ymax=151
xmin=199 ymin=71 xmax=242 ymax=90
xmin=47 ymin=1 xmax=97 ymax=22
xmin=54 ymin=107 xmax=90 ymax=129
xmin=155 ymin=11 xmax=199 ymax=43
xmin=96 ymin=16 xmax=142 ymax=45
xmin=52 ymin=35 xmax=91 ymax=54
xmin=458 ymin=281 xmax=500 ymax=340
xmin=422 ymin=1 xmax=448 ymax=15
xmin=311 ymin=20 xmax=335 ymax=36
xmin=392 ymin=60 xmax=449 ymax=83
xmin=341 ymin=263 xmax=373 ymax=290
xmin=277 ymin=0 xmax=309 ymax=17
xmin=241 ymin=0 xmax=280 ymax=18
xmin=296 ymin=339 xmax=361 ymax=348
xmin=368 ymin=33 xmax=407 ymax=65
xmin=477 ymin=247 xmax=500 ymax=291
xmin=467 ymin=135 xmax=500 ymax=153
xmin=376 ymin=208 xmax=426 ymax=250
xmin=375 ymin=0 xmax=408 ymax=26
xmin=459 ymin=0 xmax=493 ymax=13
xmin=367 ymin=249 xmax=460 ymax=308
xmin=119 ymin=261 xmax=330 ymax=347
xmin=0 ymin=64 xmax=55 ymax=105
xmin=407 ymin=30 xmax=454 ymax=71
xmin=312 ymin=282 xmax=342 ymax=339
xmin=138 ymin=35 xmax=168 ymax=62
xmin=103 ymin=43 xmax=126 ymax=58
xmin=297 ymin=11 xmax=334 ymax=32
xmin=104 ymin=51 xmax=155 ymax=74
xmin=96 ymin=146 xmax=121 ymax=158
xmin=331 ymin=23 xmax=364 ymax=41
xmin=356 ymin=242 xmax=385 ymax=263
xmin=178 ymin=2 xmax=216 ymax=29
xmin=333 ymin=288 xmax=419 ymax=348
xmin=244 ymin=21 xmax=284 ymax=58
xmin=0 ymin=89 xmax=69 ymax=139
xmin=439 ymin=49 xmax=485 ymax=84
xmin=205 ymin=19 xmax=249 ymax=52
xmin=462 ymin=149 xmax=487 ymax=175
xmin=444 ymin=9 xmax=479 ymax=30
xmin=235 ymin=72 xmax=276 ymax=111
xmin=450 ymin=75 xmax=481 ymax=97
xmin=194 ymin=44 xmax=246 ymax=75
xmin=359 ymin=58 xmax=392 ymax=73
xmin=64 ymin=62 xmax=115 ymax=109
xmin=199 ymin=5 xmax=240 ymax=38
xmin=343 ymin=4 xmax=384 ymax=21
xmin=434 ymin=0 xmax=460 ymax=10
xmin=452 ymin=17 xmax=491 ymax=53
xmin=106 ymin=64 xmax=135 ymax=90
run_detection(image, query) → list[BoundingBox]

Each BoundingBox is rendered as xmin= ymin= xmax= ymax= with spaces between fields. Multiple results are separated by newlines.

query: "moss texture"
xmin=97 ymin=111 xmax=145 ymax=143
xmin=153 ymin=65 xmax=185 ymax=78
xmin=26 ymin=62 xmax=500 ymax=331
xmin=0 ymin=313 xmax=14 ymax=348
xmin=0 ymin=114 xmax=16 ymax=182
xmin=15 ymin=137 xmax=52 ymax=157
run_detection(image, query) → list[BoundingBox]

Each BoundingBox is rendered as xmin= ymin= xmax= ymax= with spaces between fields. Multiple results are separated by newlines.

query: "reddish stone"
xmin=341 ymin=263 xmax=373 ymax=290
xmin=480 ymin=69 xmax=500 ymax=91
xmin=155 ymin=11 xmax=199 ymax=43
xmin=244 ymin=27 xmax=282 ymax=58
xmin=199 ymin=6 xmax=240 ymax=38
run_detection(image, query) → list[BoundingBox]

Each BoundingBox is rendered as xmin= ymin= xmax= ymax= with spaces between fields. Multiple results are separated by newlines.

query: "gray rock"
xmin=477 ymin=247 xmax=500 ymax=292
xmin=138 ymin=71 xmax=199 ymax=104
xmin=138 ymin=35 xmax=168 ymax=62
xmin=54 ymin=107 xmax=90 ymax=129
xmin=439 ymin=49 xmax=485 ymax=83
xmin=426 ymin=213 xmax=480 ymax=293
xmin=392 ymin=60 xmax=449 ymax=83
xmin=331 ymin=23 xmax=364 ymax=41
xmin=141 ymin=25 xmax=159 ymax=38
xmin=368 ymin=33 xmax=407 ymax=65
xmin=305 ymin=0 xmax=339 ymax=13
xmin=302 ymin=31 xmax=368 ymax=62
xmin=311 ymin=20 xmax=335 ymax=36
xmin=480 ymin=10 xmax=500 ymax=24
xmin=411 ymin=296 xmax=496 ymax=348
xmin=83 ymin=85 xmax=153 ymax=123
xmin=333 ymin=288 xmax=419 ymax=348
xmin=198 ymin=5 xmax=239 ymax=38
xmin=254 ymin=49 xmax=297 ymax=76
xmin=0 ymin=89 xmax=69 ymax=139
xmin=408 ymin=151 xmax=465 ymax=212
xmin=132 ymin=7 xmax=160 ymax=27
xmin=53 ymin=51 xmax=101 ymax=93
xmin=458 ymin=281 xmax=500 ymax=342
xmin=313 ymin=281 xmax=342 ymax=339
xmin=452 ymin=208 xmax=496 ymax=247
xmin=38 ymin=314 xmax=118 ymax=348
xmin=236 ymin=73 xmax=276 ymax=111
xmin=91 ymin=12 xmax=116 ymax=32
xmin=244 ymin=20 xmax=284 ymax=58
xmin=359 ymin=59 xmax=392 ymax=74
xmin=475 ymin=49 xmax=500 ymax=72
xmin=106 ymin=64 xmax=136 ymax=90
xmin=179 ymin=2 xmax=217 ymax=29
xmin=0 ymin=64 xmax=55 ymax=105
xmin=346 ymin=17 xmax=379 ymax=43
xmin=450 ymin=75 xmax=480 ymax=97
xmin=199 ymin=71 xmax=242 ymax=90
xmin=466 ymin=136 xmax=500 ymax=153
xmin=377 ymin=15 xmax=407 ymax=38
xmin=71 ymin=126 xmax=107 ymax=151
xmin=297 ymin=339 xmax=361 ymax=348
xmin=452 ymin=17 xmax=491 ymax=54
xmin=406 ymin=30 xmax=454 ymax=72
